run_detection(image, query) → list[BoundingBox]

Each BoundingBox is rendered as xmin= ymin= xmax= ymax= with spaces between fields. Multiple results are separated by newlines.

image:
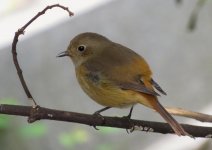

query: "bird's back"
xmin=84 ymin=41 xmax=153 ymax=85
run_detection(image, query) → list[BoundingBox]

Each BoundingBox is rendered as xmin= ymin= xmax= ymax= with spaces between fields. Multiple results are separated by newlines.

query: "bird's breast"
xmin=75 ymin=65 xmax=142 ymax=107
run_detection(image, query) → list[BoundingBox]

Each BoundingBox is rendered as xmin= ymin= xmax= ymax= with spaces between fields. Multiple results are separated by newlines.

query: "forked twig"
xmin=11 ymin=4 xmax=74 ymax=106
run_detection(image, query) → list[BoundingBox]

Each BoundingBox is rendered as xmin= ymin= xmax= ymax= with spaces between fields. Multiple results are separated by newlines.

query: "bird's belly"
xmin=77 ymin=74 xmax=142 ymax=107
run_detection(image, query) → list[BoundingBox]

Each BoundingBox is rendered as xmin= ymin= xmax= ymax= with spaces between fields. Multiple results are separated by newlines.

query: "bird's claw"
xmin=91 ymin=111 xmax=106 ymax=130
xmin=122 ymin=115 xmax=135 ymax=134
xmin=92 ymin=125 xmax=100 ymax=130
xmin=126 ymin=125 xmax=135 ymax=133
xmin=93 ymin=111 xmax=105 ymax=122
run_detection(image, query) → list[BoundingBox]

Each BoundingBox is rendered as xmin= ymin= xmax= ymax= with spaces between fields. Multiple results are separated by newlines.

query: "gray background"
xmin=0 ymin=0 xmax=212 ymax=150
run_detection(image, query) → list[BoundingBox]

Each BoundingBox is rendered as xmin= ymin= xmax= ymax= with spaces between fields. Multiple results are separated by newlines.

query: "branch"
xmin=0 ymin=104 xmax=211 ymax=138
xmin=166 ymin=107 xmax=212 ymax=122
xmin=187 ymin=0 xmax=207 ymax=31
xmin=11 ymin=4 xmax=74 ymax=106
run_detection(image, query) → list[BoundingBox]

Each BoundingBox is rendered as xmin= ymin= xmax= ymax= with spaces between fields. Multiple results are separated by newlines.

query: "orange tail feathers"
xmin=153 ymin=100 xmax=189 ymax=136
xmin=140 ymin=97 xmax=190 ymax=136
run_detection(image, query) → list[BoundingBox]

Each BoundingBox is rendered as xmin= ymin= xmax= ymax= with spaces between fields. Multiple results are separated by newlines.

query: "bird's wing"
xmin=83 ymin=44 xmax=164 ymax=97
xmin=150 ymin=79 xmax=167 ymax=95
xmin=118 ymin=82 xmax=160 ymax=96
xmin=84 ymin=62 xmax=159 ymax=96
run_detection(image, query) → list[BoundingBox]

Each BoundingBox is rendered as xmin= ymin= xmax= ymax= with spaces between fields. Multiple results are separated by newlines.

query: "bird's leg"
xmin=92 ymin=107 xmax=111 ymax=130
xmin=127 ymin=105 xmax=134 ymax=119
xmin=93 ymin=106 xmax=111 ymax=116
xmin=122 ymin=105 xmax=135 ymax=133
xmin=122 ymin=105 xmax=134 ymax=120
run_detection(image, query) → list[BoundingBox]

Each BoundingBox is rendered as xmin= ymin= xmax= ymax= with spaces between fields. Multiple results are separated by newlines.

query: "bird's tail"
xmin=152 ymin=100 xmax=189 ymax=136
xmin=138 ymin=97 xmax=189 ymax=136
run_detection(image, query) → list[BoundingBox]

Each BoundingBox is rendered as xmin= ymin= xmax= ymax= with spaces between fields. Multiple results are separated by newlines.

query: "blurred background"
xmin=0 ymin=0 xmax=212 ymax=150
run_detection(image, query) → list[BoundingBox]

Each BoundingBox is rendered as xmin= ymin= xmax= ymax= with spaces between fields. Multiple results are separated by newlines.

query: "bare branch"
xmin=187 ymin=0 xmax=207 ymax=31
xmin=166 ymin=107 xmax=212 ymax=122
xmin=0 ymin=104 xmax=211 ymax=138
xmin=11 ymin=4 xmax=74 ymax=106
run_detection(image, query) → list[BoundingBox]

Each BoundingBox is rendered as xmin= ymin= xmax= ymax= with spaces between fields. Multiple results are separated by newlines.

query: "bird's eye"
xmin=77 ymin=45 xmax=86 ymax=52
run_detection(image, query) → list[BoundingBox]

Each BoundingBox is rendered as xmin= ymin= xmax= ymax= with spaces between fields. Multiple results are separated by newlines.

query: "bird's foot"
xmin=92 ymin=108 xmax=108 ymax=130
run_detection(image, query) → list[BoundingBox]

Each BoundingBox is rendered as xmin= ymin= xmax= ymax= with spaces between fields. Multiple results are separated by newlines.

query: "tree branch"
xmin=11 ymin=4 xmax=74 ymax=106
xmin=0 ymin=104 xmax=211 ymax=138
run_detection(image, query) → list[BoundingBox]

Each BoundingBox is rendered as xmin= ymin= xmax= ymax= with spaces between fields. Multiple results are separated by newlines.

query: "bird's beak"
xmin=57 ymin=51 xmax=70 ymax=57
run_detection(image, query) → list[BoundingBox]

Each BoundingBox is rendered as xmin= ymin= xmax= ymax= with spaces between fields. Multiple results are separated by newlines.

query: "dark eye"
xmin=77 ymin=45 xmax=86 ymax=52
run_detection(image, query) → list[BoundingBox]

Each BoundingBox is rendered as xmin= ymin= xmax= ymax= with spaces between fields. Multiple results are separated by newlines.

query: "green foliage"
xmin=0 ymin=115 xmax=10 ymax=129
xmin=0 ymin=98 xmax=47 ymax=138
xmin=0 ymin=98 xmax=17 ymax=130
xmin=58 ymin=127 xmax=120 ymax=149
xmin=98 ymin=127 xmax=120 ymax=134
xmin=0 ymin=98 xmax=18 ymax=105
xmin=59 ymin=128 xmax=89 ymax=148
xmin=19 ymin=122 xmax=47 ymax=138
xmin=96 ymin=144 xmax=114 ymax=150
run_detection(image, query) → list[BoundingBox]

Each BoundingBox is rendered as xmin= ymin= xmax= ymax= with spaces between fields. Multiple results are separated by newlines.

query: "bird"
xmin=57 ymin=32 xmax=189 ymax=136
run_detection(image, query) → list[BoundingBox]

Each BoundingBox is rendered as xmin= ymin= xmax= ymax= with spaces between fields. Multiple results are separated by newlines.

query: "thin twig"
xmin=187 ymin=0 xmax=207 ymax=31
xmin=11 ymin=4 xmax=74 ymax=106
